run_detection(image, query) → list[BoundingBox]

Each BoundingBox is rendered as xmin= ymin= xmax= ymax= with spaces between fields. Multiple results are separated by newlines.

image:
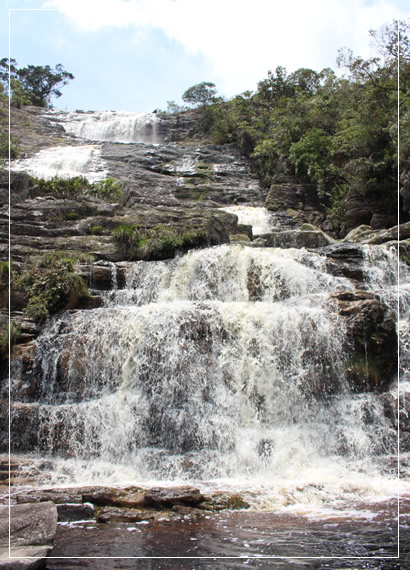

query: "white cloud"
xmin=42 ymin=0 xmax=408 ymax=96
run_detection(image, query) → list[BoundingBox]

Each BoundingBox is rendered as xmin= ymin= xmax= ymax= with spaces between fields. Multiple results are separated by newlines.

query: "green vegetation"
xmin=182 ymin=82 xmax=222 ymax=108
xmin=0 ymin=321 xmax=21 ymax=360
xmin=14 ymin=251 xmax=92 ymax=323
xmin=91 ymin=225 xmax=104 ymax=236
xmin=0 ymin=58 xmax=74 ymax=108
xmin=183 ymin=20 xmax=408 ymax=233
xmin=0 ymin=261 xmax=9 ymax=309
xmin=112 ymin=223 xmax=208 ymax=260
xmin=0 ymin=131 xmax=20 ymax=170
xmin=33 ymin=175 xmax=123 ymax=202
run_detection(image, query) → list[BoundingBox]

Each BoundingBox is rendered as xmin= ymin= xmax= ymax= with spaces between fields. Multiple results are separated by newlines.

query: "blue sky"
xmin=1 ymin=0 xmax=409 ymax=113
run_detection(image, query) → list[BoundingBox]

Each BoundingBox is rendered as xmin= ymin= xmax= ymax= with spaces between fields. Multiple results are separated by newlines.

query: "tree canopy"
xmin=182 ymin=82 xmax=221 ymax=107
xmin=0 ymin=58 xmax=74 ymax=108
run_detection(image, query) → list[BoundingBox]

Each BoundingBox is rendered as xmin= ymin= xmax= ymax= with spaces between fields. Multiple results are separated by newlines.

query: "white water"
xmin=15 ymin=243 xmax=409 ymax=515
xmin=220 ymin=206 xmax=273 ymax=235
xmin=10 ymin=144 xmax=108 ymax=182
xmin=44 ymin=109 xmax=160 ymax=144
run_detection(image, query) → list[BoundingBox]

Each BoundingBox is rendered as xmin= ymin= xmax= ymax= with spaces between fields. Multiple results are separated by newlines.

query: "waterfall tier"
xmin=10 ymin=243 xmax=407 ymax=511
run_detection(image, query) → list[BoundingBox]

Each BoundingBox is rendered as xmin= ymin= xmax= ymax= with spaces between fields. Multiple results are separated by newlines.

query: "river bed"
xmin=46 ymin=499 xmax=410 ymax=569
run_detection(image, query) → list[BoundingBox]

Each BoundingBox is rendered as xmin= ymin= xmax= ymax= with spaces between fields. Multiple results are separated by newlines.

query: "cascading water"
xmin=10 ymin=144 xmax=108 ymax=181
xmin=13 ymin=243 xmax=408 ymax=514
xmin=219 ymin=206 xmax=273 ymax=235
xmin=10 ymin=109 xmax=161 ymax=180
xmin=44 ymin=109 xmax=160 ymax=144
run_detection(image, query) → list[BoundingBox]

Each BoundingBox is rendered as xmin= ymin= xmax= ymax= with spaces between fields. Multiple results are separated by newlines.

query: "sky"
xmin=1 ymin=0 xmax=409 ymax=113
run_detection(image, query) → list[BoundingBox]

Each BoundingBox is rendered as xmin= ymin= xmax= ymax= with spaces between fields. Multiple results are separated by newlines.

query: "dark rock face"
xmin=343 ymin=186 xmax=401 ymax=235
xmin=265 ymin=180 xmax=325 ymax=227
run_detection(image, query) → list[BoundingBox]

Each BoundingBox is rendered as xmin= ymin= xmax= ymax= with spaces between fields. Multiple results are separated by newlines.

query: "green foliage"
xmin=112 ymin=223 xmax=208 ymax=260
xmin=0 ymin=131 xmax=20 ymax=159
xmin=0 ymin=261 xmax=9 ymax=309
xmin=164 ymin=100 xmax=188 ymax=114
xmin=112 ymin=224 xmax=141 ymax=250
xmin=86 ymin=178 xmax=123 ymax=201
xmin=182 ymin=82 xmax=222 ymax=107
xmin=190 ymin=20 xmax=408 ymax=233
xmin=91 ymin=225 xmax=104 ymax=236
xmin=34 ymin=175 xmax=89 ymax=198
xmin=32 ymin=175 xmax=123 ymax=202
xmin=0 ymin=58 xmax=74 ymax=108
xmin=64 ymin=211 xmax=82 ymax=221
xmin=0 ymin=321 xmax=21 ymax=360
xmin=15 ymin=251 xmax=90 ymax=323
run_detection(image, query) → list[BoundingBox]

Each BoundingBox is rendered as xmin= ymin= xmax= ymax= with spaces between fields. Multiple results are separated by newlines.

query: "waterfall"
xmin=10 ymin=144 xmax=108 ymax=182
xmin=44 ymin=109 xmax=160 ymax=144
xmin=12 ymin=243 xmax=407 ymax=510
xmin=219 ymin=206 xmax=273 ymax=235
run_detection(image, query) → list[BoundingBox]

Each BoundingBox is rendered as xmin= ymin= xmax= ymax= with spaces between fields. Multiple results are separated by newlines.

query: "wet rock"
xmin=330 ymin=290 xmax=397 ymax=391
xmin=143 ymin=486 xmax=204 ymax=508
xmin=320 ymin=242 xmax=366 ymax=281
xmin=0 ymin=501 xmax=57 ymax=568
xmin=103 ymin=141 xmax=265 ymax=207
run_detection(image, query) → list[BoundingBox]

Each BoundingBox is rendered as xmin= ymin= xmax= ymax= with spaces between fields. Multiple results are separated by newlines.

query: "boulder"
xmin=0 ymin=501 xmax=57 ymax=569
xmin=261 ymin=225 xmax=334 ymax=249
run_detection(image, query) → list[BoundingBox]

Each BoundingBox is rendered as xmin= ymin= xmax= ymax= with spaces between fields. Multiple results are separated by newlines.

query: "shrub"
xmin=86 ymin=177 xmax=123 ymax=202
xmin=0 ymin=131 xmax=19 ymax=160
xmin=33 ymin=175 xmax=123 ymax=203
xmin=15 ymin=251 xmax=91 ymax=323
xmin=91 ymin=225 xmax=104 ymax=235
xmin=64 ymin=211 xmax=82 ymax=221
xmin=112 ymin=224 xmax=140 ymax=251
xmin=0 ymin=321 xmax=21 ymax=359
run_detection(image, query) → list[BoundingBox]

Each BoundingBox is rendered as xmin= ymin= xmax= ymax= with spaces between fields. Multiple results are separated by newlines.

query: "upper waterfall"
xmin=43 ymin=109 xmax=161 ymax=144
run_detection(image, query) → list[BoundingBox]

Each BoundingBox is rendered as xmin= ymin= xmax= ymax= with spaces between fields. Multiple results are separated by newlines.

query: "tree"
xmin=17 ymin=63 xmax=74 ymax=107
xmin=182 ymin=82 xmax=220 ymax=107
xmin=337 ymin=19 xmax=409 ymax=93
xmin=0 ymin=58 xmax=74 ymax=107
